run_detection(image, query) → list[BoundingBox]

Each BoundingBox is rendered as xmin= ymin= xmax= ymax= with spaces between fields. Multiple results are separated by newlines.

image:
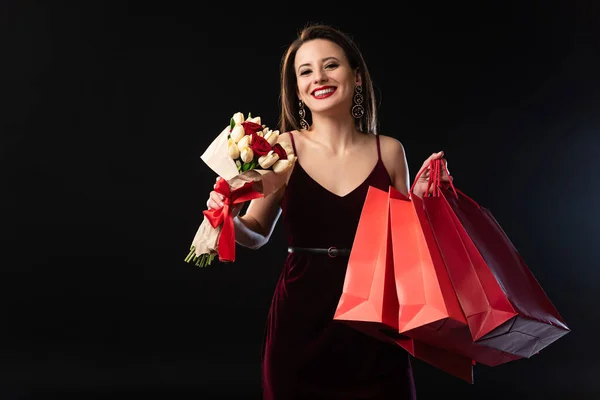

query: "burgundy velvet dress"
xmin=261 ymin=133 xmax=416 ymax=399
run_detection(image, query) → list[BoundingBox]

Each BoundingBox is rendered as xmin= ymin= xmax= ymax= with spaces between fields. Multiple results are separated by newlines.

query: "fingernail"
xmin=220 ymin=202 xmax=224 ymax=207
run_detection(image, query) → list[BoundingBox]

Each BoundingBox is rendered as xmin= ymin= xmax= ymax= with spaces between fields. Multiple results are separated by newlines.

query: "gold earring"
xmin=351 ymin=85 xmax=365 ymax=119
xmin=299 ymin=100 xmax=310 ymax=130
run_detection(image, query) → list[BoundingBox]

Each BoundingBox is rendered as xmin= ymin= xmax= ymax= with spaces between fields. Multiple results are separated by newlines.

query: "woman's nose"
xmin=314 ymin=69 xmax=328 ymax=83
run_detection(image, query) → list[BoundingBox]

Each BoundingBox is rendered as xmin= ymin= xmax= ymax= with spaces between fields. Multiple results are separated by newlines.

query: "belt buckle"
xmin=327 ymin=246 xmax=338 ymax=258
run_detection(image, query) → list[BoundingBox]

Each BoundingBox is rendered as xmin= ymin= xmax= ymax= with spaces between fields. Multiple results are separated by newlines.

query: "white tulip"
xmin=272 ymin=155 xmax=296 ymax=174
xmin=228 ymin=138 xmax=240 ymax=159
xmin=230 ymin=125 xmax=246 ymax=143
xmin=240 ymin=147 xmax=254 ymax=163
xmin=277 ymin=141 xmax=294 ymax=157
xmin=247 ymin=116 xmax=261 ymax=125
xmin=232 ymin=112 xmax=244 ymax=125
xmin=264 ymin=129 xmax=280 ymax=146
xmin=237 ymin=134 xmax=252 ymax=152
xmin=258 ymin=151 xmax=279 ymax=169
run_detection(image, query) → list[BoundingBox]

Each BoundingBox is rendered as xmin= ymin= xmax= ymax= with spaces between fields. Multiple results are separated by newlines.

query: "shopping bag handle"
xmin=438 ymin=158 xmax=458 ymax=198
xmin=410 ymin=158 xmax=459 ymax=199
xmin=427 ymin=159 xmax=482 ymax=208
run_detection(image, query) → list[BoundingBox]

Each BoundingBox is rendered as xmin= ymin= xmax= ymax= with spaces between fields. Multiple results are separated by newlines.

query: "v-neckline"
xmin=295 ymin=159 xmax=381 ymax=199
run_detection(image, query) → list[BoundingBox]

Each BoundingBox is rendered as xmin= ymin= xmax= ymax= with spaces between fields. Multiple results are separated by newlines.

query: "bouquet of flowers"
xmin=185 ymin=112 xmax=296 ymax=267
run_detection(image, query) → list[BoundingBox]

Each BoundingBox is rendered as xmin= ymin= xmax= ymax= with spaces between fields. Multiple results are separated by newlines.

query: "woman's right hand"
xmin=206 ymin=177 xmax=242 ymax=218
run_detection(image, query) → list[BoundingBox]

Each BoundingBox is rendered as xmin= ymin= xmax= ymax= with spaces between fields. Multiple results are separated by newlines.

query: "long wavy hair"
xmin=279 ymin=24 xmax=378 ymax=134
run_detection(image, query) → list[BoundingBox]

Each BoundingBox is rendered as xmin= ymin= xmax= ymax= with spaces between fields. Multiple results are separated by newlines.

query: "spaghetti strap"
xmin=375 ymin=134 xmax=381 ymax=161
xmin=289 ymin=131 xmax=298 ymax=156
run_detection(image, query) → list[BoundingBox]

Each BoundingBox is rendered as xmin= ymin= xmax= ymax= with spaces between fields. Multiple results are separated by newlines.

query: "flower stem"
xmin=184 ymin=246 xmax=216 ymax=267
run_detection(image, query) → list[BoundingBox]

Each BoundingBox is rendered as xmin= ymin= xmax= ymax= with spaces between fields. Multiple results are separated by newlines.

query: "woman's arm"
xmin=206 ymin=181 xmax=285 ymax=250
xmin=234 ymin=184 xmax=285 ymax=249
xmin=379 ymin=135 xmax=448 ymax=199
xmin=379 ymin=135 xmax=410 ymax=197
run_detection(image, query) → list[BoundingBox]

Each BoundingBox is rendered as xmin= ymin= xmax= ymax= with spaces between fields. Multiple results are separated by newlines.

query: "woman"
xmin=207 ymin=24 xmax=450 ymax=399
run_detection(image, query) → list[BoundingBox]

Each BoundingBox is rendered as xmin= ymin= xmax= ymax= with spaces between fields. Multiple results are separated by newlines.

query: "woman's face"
xmin=294 ymin=39 xmax=360 ymax=117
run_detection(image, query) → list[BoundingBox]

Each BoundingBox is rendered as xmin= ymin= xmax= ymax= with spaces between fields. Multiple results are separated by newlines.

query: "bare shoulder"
xmin=276 ymin=129 xmax=298 ymax=147
xmin=377 ymin=134 xmax=407 ymax=160
xmin=277 ymin=130 xmax=293 ymax=142
xmin=277 ymin=129 xmax=304 ymax=156
xmin=278 ymin=129 xmax=300 ymax=138
xmin=376 ymin=134 xmax=410 ymax=194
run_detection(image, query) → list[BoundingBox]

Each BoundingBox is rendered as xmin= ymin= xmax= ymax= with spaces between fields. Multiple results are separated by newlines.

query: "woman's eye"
xmin=325 ymin=63 xmax=339 ymax=69
xmin=300 ymin=70 xmax=311 ymax=76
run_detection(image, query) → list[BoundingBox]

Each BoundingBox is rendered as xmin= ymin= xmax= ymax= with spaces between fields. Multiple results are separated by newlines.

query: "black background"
xmin=2 ymin=1 xmax=599 ymax=399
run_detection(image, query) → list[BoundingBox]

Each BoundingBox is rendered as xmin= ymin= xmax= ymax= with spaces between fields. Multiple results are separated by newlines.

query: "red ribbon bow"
xmin=202 ymin=178 xmax=263 ymax=262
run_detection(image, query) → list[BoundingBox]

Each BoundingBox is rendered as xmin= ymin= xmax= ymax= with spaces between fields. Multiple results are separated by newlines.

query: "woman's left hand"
xmin=411 ymin=151 xmax=452 ymax=199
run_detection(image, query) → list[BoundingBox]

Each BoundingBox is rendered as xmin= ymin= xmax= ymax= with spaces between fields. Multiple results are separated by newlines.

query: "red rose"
xmin=272 ymin=143 xmax=288 ymax=160
xmin=242 ymin=121 xmax=263 ymax=136
xmin=250 ymin=133 xmax=272 ymax=156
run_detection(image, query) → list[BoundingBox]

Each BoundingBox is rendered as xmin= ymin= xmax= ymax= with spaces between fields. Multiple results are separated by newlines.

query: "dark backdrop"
xmin=2 ymin=1 xmax=599 ymax=399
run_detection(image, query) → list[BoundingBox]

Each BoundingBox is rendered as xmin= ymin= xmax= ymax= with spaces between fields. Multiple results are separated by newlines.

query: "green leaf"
xmin=248 ymin=112 xmax=252 ymax=119
xmin=241 ymin=162 xmax=251 ymax=172
xmin=230 ymin=117 xmax=235 ymax=131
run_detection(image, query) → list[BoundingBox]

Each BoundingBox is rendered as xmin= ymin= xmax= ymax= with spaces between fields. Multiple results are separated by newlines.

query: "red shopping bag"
xmin=418 ymin=160 xmax=518 ymax=342
xmin=430 ymin=159 xmax=570 ymax=357
xmin=388 ymin=186 xmax=462 ymax=333
xmin=334 ymin=186 xmax=475 ymax=382
xmin=390 ymin=184 xmax=521 ymax=368
xmin=334 ymin=185 xmax=400 ymax=339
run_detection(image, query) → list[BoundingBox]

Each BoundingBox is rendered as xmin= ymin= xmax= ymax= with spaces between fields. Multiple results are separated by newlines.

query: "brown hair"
xmin=279 ymin=23 xmax=378 ymax=134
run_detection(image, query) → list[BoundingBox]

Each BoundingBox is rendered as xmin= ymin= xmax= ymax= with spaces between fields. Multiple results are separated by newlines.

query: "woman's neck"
xmin=306 ymin=114 xmax=360 ymax=155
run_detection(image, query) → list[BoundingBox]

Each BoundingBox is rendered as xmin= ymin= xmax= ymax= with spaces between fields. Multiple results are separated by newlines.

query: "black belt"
xmin=287 ymin=246 xmax=351 ymax=258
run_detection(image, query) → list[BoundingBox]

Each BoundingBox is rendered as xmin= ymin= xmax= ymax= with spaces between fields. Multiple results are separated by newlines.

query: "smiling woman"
xmin=204 ymin=23 xmax=451 ymax=400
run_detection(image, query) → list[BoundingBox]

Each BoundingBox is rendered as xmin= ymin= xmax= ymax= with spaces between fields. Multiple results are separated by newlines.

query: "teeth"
xmin=313 ymin=88 xmax=335 ymax=97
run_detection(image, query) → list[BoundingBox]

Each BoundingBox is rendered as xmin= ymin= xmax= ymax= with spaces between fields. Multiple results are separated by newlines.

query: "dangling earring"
xmin=351 ymin=85 xmax=365 ymax=119
xmin=298 ymin=100 xmax=310 ymax=130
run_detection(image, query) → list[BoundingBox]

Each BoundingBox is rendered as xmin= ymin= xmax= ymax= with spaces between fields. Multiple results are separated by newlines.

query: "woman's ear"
xmin=354 ymin=68 xmax=362 ymax=86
